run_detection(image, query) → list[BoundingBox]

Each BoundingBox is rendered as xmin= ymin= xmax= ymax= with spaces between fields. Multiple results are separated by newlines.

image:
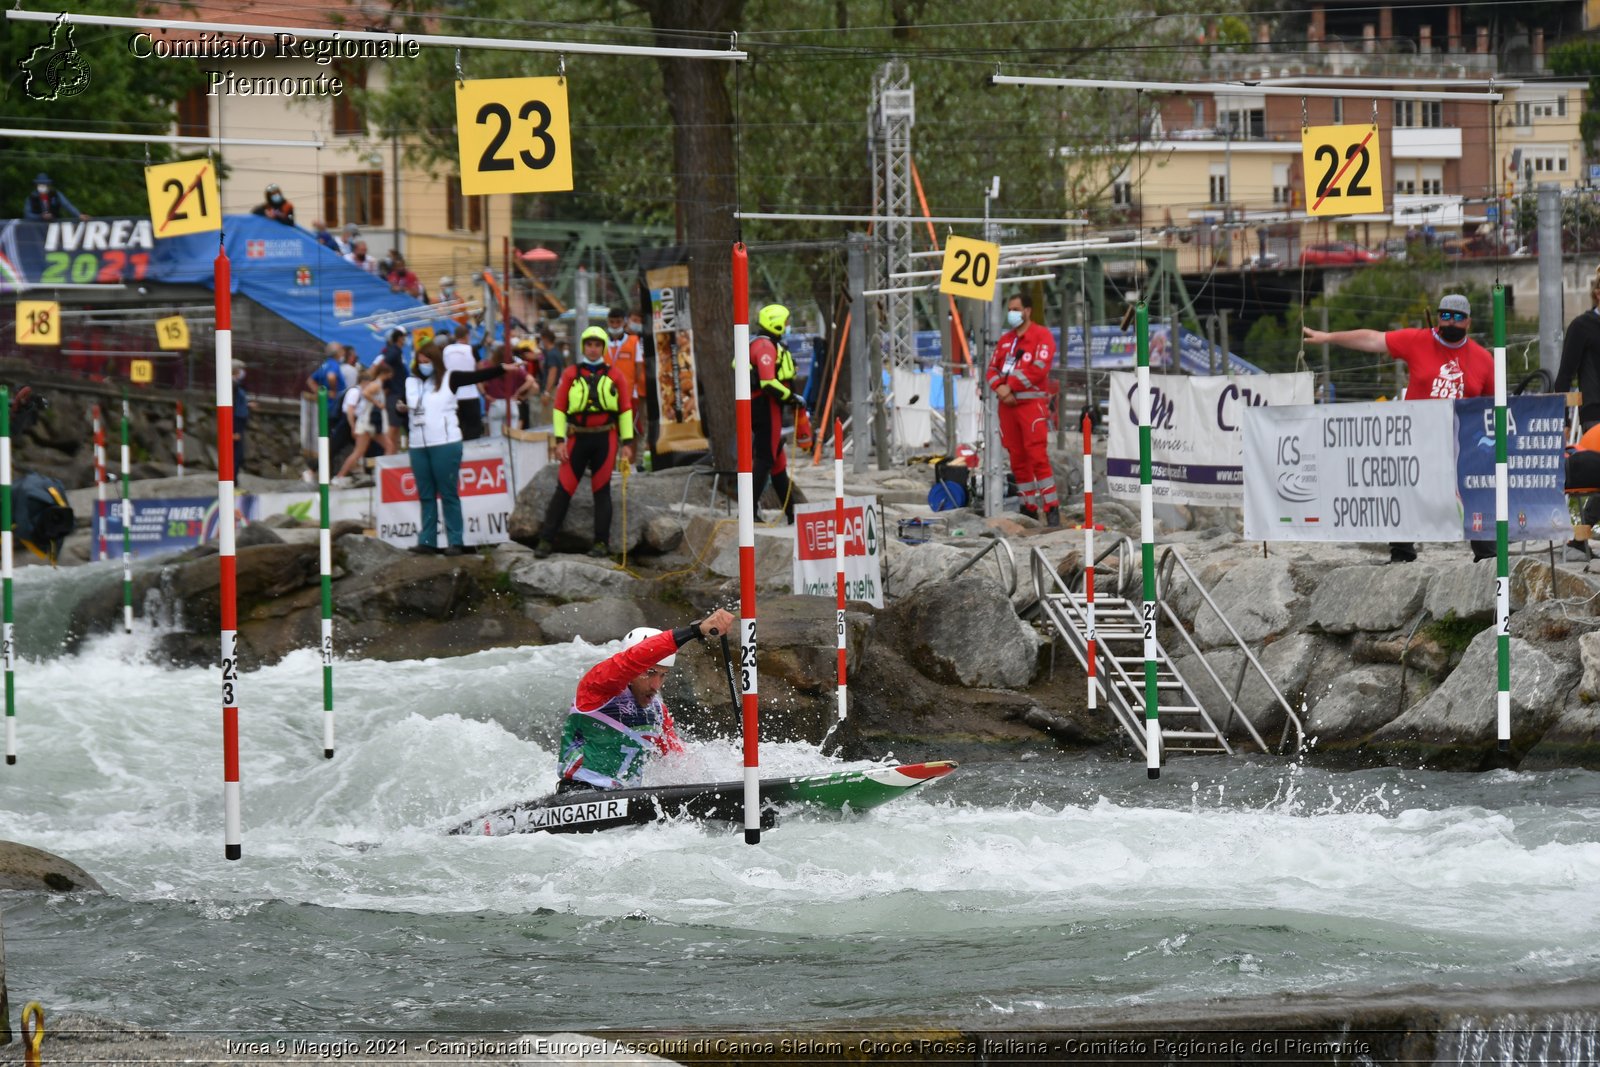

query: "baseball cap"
xmin=1439 ymin=294 xmax=1471 ymax=316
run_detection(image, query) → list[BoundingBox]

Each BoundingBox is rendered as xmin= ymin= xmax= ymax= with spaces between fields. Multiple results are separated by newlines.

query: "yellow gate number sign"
xmin=1301 ymin=124 xmax=1384 ymax=218
xmin=145 ymin=158 xmax=222 ymax=237
xmin=939 ymin=235 xmax=1001 ymax=302
xmin=155 ymin=315 xmax=190 ymax=350
xmin=455 ymin=77 xmax=573 ymax=196
xmin=15 ymin=301 xmax=59 ymax=346
xmin=130 ymin=360 xmax=154 ymax=384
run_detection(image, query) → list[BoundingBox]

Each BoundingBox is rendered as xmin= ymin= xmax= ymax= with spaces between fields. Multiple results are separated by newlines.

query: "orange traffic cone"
xmin=794 ymin=406 xmax=815 ymax=451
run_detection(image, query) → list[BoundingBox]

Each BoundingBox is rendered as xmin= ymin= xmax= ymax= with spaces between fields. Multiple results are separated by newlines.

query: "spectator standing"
xmin=24 ymin=173 xmax=83 ymax=221
xmin=251 ymin=183 xmax=295 ymax=226
xmin=379 ymin=328 xmax=409 ymax=453
xmin=306 ymin=342 xmax=344 ymax=420
xmin=1302 ymin=293 xmax=1493 ymax=563
xmin=539 ymin=326 xmax=565 ymax=399
xmin=338 ymin=345 xmax=361 ymax=390
xmin=606 ymin=305 xmax=648 ymax=447
xmin=400 ymin=342 xmax=506 ymax=556
xmin=987 ymin=292 xmax=1061 ymax=526
xmin=442 ymin=324 xmax=485 ymax=440
xmin=1555 ymin=267 xmax=1600 ymax=434
xmin=311 ymin=220 xmax=339 ymax=251
xmin=232 ymin=361 xmax=253 ymax=475
xmin=480 ymin=343 xmax=539 ymax=436
xmin=386 ymin=254 xmax=423 ymax=299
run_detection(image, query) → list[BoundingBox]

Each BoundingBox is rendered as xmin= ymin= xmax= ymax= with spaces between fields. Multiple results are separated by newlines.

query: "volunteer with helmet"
xmin=534 ymin=325 xmax=637 ymax=559
xmin=251 ymin=183 xmax=295 ymax=226
xmin=988 ymin=292 xmax=1061 ymax=525
xmin=558 ymin=609 xmax=736 ymax=791
xmin=747 ymin=303 xmax=800 ymax=523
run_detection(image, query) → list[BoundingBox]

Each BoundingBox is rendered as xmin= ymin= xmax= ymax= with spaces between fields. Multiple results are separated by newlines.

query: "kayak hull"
xmin=448 ymin=760 xmax=957 ymax=837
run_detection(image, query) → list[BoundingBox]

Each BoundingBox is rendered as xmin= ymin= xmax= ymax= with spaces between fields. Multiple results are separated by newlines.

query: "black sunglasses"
xmin=1438 ymin=310 xmax=1469 ymax=323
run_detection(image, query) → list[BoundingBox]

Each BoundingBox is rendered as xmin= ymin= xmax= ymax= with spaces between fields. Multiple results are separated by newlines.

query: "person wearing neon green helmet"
xmin=534 ymin=324 xmax=637 ymax=559
xmin=744 ymin=303 xmax=800 ymax=522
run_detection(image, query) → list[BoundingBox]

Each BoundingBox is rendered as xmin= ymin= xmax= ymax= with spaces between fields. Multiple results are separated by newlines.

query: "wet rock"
xmin=876 ymin=576 xmax=1041 ymax=689
xmin=1192 ymin=557 xmax=1298 ymax=648
xmin=1305 ymin=665 xmax=1405 ymax=743
xmin=235 ymin=522 xmax=284 ymax=548
xmin=535 ymin=597 xmax=647 ymax=644
xmin=1581 ymin=632 xmax=1600 ymax=700
xmin=335 ymin=532 xmax=406 ymax=576
xmin=0 ymin=840 xmax=103 ymax=893
xmin=1171 ymin=632 xmax=1321 ymax=744
xmin=1309 ymin=563 xmax=1434 ymax=634
xmin=333 ymin=555 xmax=485 ymax=622
xmin=505 ymin=557 xmax=640 ymax=601
xmin=1521 ymin=692 xmax=1600 ymax=770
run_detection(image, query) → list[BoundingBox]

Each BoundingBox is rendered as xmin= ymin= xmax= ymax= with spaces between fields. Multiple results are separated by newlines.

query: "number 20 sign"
xmin=939 ymin=235 xmax=1000 ymax=302
xmin=455 ymin=76 xmax=573 ymax=196
xmin=1301 ymin=124 xmax=1384 ymax=217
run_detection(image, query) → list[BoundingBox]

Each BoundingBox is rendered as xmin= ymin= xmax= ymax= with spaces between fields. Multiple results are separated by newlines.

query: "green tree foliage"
xmin=1 ymin=0 xmax=206 ymax=216
xmin=1548 ymin=39 xmax=1600 ymax=149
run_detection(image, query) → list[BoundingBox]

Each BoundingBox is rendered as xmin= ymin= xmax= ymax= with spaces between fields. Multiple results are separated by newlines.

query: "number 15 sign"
xmin=455 ymin=76 xmax=573 ymax=196
xmin=1301 ymin=124 xmax=1384 ymax=217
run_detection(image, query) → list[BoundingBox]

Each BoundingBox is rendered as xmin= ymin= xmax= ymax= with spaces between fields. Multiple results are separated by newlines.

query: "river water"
xmin=2 ymin=564 xmax=1599 ymax=1039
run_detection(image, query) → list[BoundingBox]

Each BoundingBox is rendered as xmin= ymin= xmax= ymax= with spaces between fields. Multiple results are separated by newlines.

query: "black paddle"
xmin=718 ymin=633 xmax=740 ymax=715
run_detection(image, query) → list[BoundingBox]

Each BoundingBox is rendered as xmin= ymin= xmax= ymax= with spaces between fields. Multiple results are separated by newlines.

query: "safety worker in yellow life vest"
xmin=535 ymin=325 xmax=636 ymax=559
xmin=745 ymin=303 xmax=800 ymax=523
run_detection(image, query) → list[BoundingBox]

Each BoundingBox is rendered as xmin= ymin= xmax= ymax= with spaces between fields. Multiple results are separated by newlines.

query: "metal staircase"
xmin=1030 ymin=540 xmax=1305 ymax=762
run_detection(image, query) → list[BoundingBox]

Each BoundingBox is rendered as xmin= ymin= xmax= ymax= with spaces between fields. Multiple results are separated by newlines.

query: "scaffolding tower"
xmin=868 ymin=61 xmax=916 ymax=371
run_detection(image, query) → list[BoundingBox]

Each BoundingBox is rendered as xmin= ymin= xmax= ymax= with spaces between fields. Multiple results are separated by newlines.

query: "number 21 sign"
xmin=1301 ymin=124 xmax=1384 ymax=218
xmin=455 ymin=76 xmax=573 ymax=196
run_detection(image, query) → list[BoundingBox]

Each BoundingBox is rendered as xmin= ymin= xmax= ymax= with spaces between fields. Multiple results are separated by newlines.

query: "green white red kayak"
xmin=448 ymin=760 xmax=958 ymax=836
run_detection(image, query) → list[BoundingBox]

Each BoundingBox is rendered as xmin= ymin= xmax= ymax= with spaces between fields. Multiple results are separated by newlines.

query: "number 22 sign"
xmin=1301 ymin=124 xmax=1384 ymax=217
xmin=455 ymin=76 xmax=573 ymax=196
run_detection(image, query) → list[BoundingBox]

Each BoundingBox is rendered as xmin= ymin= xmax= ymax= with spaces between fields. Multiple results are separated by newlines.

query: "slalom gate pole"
xmin=1136 ymin=304 xmax=1160 ymax=780
xmin=93 ymin=406 xmax=107 ymax=561
xmin=216 ymin=246 xmax=241 ymax=860
xmin=318 ymin=389 xmax=334 ymax=759
xmin=1083 ymin=412 xmax=1096 ymax=715
xmin=120 ymin=393 xmax=132 ymax=634
xmin=732 ymin=242 xmax=761 ymax=845
xmin=1494 ymin=286 xmax=1510 ymax=753
xmin=2 ymin=388 xmax=13 ymax=764
xmin=835 ymin=419 xmax=847 ymax=723
xmin=175 ymin=401 xmax=185 ymax=477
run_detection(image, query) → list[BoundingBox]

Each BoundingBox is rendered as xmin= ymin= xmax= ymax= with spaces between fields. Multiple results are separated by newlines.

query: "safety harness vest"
xmin=554 ymin=364 xmax=635 ymax=440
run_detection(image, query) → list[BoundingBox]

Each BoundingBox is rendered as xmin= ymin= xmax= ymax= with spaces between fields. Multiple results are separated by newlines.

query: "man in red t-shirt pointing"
xmin=1302 ymin=293 xmax=1494 ymax=563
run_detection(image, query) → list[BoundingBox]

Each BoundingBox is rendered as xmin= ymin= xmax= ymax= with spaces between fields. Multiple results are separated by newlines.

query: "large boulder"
xmin=332 ymin=554 xmax=486 ymax=622
xmin=1520 ymin=691 xmax=1600 ymax=770
xmin=882 ymin=538 xmax=971 ymax=601
xmin=1581 ymin=631 xmax=1600 ymax=700
xmin=505 ymin=557 xmax=641 ymax=601
xmin=0 ymin=840 xmax=102 ymax=892
xmin=1424 ymin=561 xmax=1496 ymax=622
xmin=1192 ymin=557 xmax=1299 ymax=648
xmin=1369 ymin=628 xmax=1578 ymax=767
xmin=1170 ymin=632 xmax=1322 ymax=744
xmin=535 ymin=597 xmax=647 ymax=644
xmin=1308 ymin=563 xmax=1434 ymax=634
xmin=507 ymin=462 xmax=663 ymax=553
xmin=1510 ymin=555 xmax=1600 ymax=610
xmin=1304 ymin=665 xmax=1406 ymax=743
xmin=335 ymin=532 xmax=406 ymax=576
xmin=875 ymin=576 xmax=1041 ymax=689
xmin=709 ymin=526 xmax=794 ymax=591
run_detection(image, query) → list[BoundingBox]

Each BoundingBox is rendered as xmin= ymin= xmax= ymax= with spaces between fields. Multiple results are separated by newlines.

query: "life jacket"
xmin=14 ymin=471 xmax=73 ymax=564
xmin=555 ymin=362 xmax=634 ymax=439
xmin=743 ymin=334 xmax=796 ymax=401
xmin=557 ymin=688 xmax=677 ymax=789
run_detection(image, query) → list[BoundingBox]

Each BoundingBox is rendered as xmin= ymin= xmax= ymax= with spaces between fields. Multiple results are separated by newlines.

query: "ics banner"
xmin=792 ymin=495 xmax=883 ymax=608
xmin=1241 ymin=397 xmax=1570 ymax=542
xmin=374 ymin=438 xmax=516 ymax=549
xmin=1107 ymin=372 xmax=1314 ymax=507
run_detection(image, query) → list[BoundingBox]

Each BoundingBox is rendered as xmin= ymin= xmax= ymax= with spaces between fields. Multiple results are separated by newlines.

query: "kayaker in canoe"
xmin=557 ymin=609 xmax=736 ymax=792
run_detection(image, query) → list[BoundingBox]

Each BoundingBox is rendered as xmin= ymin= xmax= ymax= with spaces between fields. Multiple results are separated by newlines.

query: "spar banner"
xmin=643 ymin=252 xmax=709 ymax=455
xmin=374 ymin=438 xmax=516 ymax=548
xmin=93 ymin=496 xmax=259 ymax=561
xmin=792 ymin=495 xmax=883 ymax=608
xmin=1242 ymin=400 xmax=1464 ymax=541
xmin=1107 ymin=372 xmax=1314 ymax=506
xmin=1455 ymin=395 xmax=1571 ymax=541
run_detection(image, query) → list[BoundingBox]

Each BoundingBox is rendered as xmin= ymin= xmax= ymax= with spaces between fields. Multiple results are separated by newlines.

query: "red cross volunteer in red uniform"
xmin=1301 ymin=292 xmax=1493 ymax=563
xmin=987 ymin=292 xmax=1060 ymax=525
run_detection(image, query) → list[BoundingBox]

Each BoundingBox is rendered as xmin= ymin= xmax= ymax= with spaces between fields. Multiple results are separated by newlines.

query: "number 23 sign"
xmin=1301 ymin=124 xmax=1384 ymax=217
xmin=455 ymin=76 xmax=573 ymax=196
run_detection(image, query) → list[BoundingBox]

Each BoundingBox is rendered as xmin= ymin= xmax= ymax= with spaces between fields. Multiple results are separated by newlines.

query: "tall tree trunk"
xmin=640 ymin=0 xmax=743 ymax=471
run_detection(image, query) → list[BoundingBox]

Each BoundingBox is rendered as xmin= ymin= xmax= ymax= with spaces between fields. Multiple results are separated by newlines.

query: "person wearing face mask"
xmin=23 ymin=173 xmax=83 ymax=221
xmin=605 ymin=305 xmax=646 ymax=445
xmin=533 ymin=326 xmax=637 ymax=559
xmin=987 ymin=292 xmax=1061 ymax=526
xmin=556 ymin=609 xmax=735 ymax=792
xmin=399 ymin=341 xmax=507 ymax=556
xmin=250 ymin=183 xmax=295 ymax=226
xmin=1302 ymin=293 xmax=1493 ymax=563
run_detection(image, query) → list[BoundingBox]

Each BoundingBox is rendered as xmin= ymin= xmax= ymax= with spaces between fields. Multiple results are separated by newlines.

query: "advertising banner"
xmin=792 ymin=495 xmax=883 ymax=608
xmin=644 ymin=258 xmax=708 ymax=454
xmin=1107 ymin=372 xmax=1314 ymax=506
xmin=93 ymin=496 xmax=259 ymax=561
xmin=1455 ymin=395 xmax=1572 ymax=541
xmin=1242 ymin=401 xmax=1463 ymax=541
xmin=374 ymin=438 xmax=517 ymax=548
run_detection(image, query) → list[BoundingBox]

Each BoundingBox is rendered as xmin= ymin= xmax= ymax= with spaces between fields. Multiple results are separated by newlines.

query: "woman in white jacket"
xmin=399 ymin=341 xmax=505 ymax=555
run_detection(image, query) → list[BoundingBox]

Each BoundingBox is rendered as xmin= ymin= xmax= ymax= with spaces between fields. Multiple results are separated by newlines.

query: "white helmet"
xmin=623 ymin=626 xmax=674 ymax=666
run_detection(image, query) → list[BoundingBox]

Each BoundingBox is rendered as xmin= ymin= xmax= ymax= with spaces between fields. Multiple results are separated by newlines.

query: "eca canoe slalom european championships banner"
xmin=1241 ymin=396 xmax=1570 ymax=541
xmin=792 ymin=496 xmax=883 ymax=608
xmin=1107 ymin=372 xmax=1314 ymax=507
xmin=93 ymin=497 xmax=259 ymax=560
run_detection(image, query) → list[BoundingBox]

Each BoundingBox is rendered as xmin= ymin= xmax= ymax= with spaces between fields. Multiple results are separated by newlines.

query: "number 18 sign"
xmin=1301 ymin=124 xmax=1385 ymax=217
xmin=455 ymin=76 xmax=573 ymax=196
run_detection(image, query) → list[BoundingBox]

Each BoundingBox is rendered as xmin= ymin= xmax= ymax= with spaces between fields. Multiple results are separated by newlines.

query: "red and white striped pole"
xmin=175 ymin=401 xmax=186 ymax=477
xmin=732 ymin=242 xmax=761 ymax=846
xmin=215 ymin=246 xmax=242 ymax=861
xmin=821 ymin=417 xmax=848 ymax=749
xmin=92 ymin=406 xmax=107 ymax=561
xmin=1082 ymin=413 xmax=1097 ymax=714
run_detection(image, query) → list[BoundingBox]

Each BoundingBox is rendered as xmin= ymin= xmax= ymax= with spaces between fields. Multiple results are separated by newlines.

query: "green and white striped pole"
xmin=318 ymin=388 xmax=334 ymax=759
xmin=120 ymin=393 xmax=132 ymax=634
xmin=1136 ymin=303 xmax=1160 ymax=780
xmin=2 ymin=387 xmax=14 ymax=765
xmin=1493 ymin=286 xmax=1510 ymax=753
